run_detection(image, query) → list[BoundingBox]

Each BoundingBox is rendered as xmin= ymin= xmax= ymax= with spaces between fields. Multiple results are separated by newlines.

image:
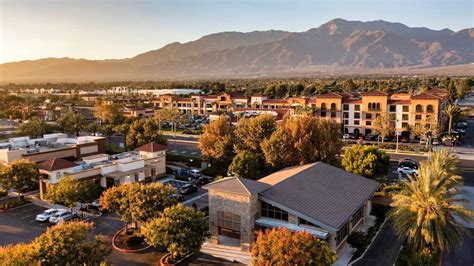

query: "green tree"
xmin=262 ymin=115 xmax=342 ymax=169
xmin=141 ymin=204 xmax=209 ymax=262
xmin=126 ymin=118 xmax=167 ymax=149
xmin=19 ymin=117 xmax=51 ymax=138
xmin=444 ymin=104 xmax=460 ymax=135
xmin=342 ymin=79 xmax=357 ymax=92
xmin=252 ymin=228 xmax=336 ymax=265
xmin=100 ymin=182 xmax=176 ymax=232
xmin=413 ymin=117 xmax=439 ymax=147
xmin=113 ymin=123 xmax=130 ymax=149
xmin=199 ymin=115 xmax=235 ymax=167
xmin=228 ymin=151 xmax=262 ymax=179
xmin=46 ymin=176 xmax=100 ymax=212
xmin=0 ymin=159 xmax=38 ymax=201
xmin=389 ymin=150 xmax=472 ymax=264
xmin=275 ymin=84 xmax=288 ymax=98
xmin=342 ymin=145 xmax=390 ymax=179
xmin=56 ymin=111 xmax=86 ymax=136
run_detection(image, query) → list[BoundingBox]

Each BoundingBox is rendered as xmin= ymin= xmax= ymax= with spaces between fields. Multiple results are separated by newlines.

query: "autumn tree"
xmin=0 ymin=221 xmax=110 ymax=265
xmin=56 ymin=111 xmax=86 ymax=136
xmin=93 ymin=101 xmax=123 ymax=125
xmin=100 ymin=182 xmax=176 ymax=232
xmin=372 ymin=113 xmax=394 ymax=143
xmin=141 ymin=204 xmax=209 ymax=263
xmin=33 ymin=221 xmax=110 ymax=265
xmin=413 ymin=117 xmax=440 ymax=146
xmin=262 ymin=115 xmax=342 ymax=169
xmin=0 ymin=159 xmax=38 ymax=201
xmin=252 ymin=228 xmax=336 ymax=265
xmin=199 ymin=115 xmax=235 ymax=167
xmin=19 ymin=117 xmax=51 ymax=138
xmin=342 ymin=145 xmax=390 ymax=179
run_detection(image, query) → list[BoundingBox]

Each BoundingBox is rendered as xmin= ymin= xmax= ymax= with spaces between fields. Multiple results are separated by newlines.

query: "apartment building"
xmin=153 ymin=89 xmax=447 ymax=138
xmin=37 ymin=142 xmax=166 ymax=198
xmin=0 ymin=133 xmax=106 ymax=165
xmin=123 ymin=105 xmax=156 ymax=118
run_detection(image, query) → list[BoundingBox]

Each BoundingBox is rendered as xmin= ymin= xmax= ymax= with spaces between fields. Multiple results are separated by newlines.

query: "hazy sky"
xmin=1 ymin=0 xmax=472 ymax=63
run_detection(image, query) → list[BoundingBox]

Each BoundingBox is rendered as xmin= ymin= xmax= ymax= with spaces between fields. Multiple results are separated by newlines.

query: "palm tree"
xmin=444 ymin=104 xmax=460 ymax=135
xmin=389 ymin=150 xmax=472 ymax=265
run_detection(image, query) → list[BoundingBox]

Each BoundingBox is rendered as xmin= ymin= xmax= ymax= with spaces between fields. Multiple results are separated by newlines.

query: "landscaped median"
xmin=112 ymin=228 xmax=150 ymax=253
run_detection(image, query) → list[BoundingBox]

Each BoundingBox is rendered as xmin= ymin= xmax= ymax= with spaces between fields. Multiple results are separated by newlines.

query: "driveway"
xmin=0 ymin=203 xmax=48 ymax=245
xmin=352 ymin=221 xmax=402 ymax=266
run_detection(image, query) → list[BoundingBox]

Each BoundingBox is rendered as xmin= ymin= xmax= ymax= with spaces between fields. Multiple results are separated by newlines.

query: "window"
xmin=336 ymin=222 xmax=350 ymax=246
xmin=402 ymin=114 xmax=409 ymax=121
xmin=331 ymin=111 xmax=337 ymax=118
xmin=299 ymin=217 xmax=316 ymax=227
xmin=56 ymin=172 xmax=62 ymax=178
xmin=351 ymin=206 xmax=364 ymax=227
xmin=217 ymin=211 xmax=241 ymax=231
xmin=261 ymin=201 xmax=289 ymax=221
xmin=320 ymin=103 xmax=327 ymax=117
xmin=402 ymin=122 xmax=408 ymax=128
xmin=343 ymin=112 xmax=349 ymax=119
xmin=344 ymin=120 xmax=349 ymax=125
xmin=355 ymin=105 xmax=360 ymax=111
xmin=354 ymin=120 xmax=360 ymax=125
xmin=354 ymin=112 xmax=360 ymax=119
xmin=376 ymin=103 xmax=380 ymax=110
xmin=389 ymin=105 xmax=396 ymax=112
xmin=403 ymin=106 xmax=409 ymax=112
xmin=416 ymin=104 xmax=423 ymax=112
xmin=343 ymin=104 xmax=349 ymax=111
xmin=415 ymin=115 xmax=422 ymax=121
xmin=427 ymin=105 xmax=434 ymax=113
xmin=366 ymin=113 xmax=372 ymax=120
xmin=330 ymin=103 xmax=337 ymax=111
xmin=134 ymin=173 xmax=139 ymax=182
xmin=366 ymin=121 xmax=372 ymax=126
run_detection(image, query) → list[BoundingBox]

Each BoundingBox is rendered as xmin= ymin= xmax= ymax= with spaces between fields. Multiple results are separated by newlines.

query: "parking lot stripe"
xmin=190 ymin=152 xmax=197 ymax=155
xmin=10 ymin=207 xmax=42 ymax=217
xmin=180 ymin=151 xmax=187 ymax=154
xmin=7 ymin=203 xmax=33 ymax=211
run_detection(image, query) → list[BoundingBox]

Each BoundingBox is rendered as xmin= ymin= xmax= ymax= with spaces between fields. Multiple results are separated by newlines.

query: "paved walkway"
xmin=200 ymin=237 xmax=251 ymax=265
xmin=352 ymin=221 xmax=402 ymax=266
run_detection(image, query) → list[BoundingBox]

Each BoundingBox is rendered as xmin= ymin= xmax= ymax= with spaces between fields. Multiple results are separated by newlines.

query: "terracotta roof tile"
xmin=135 ymin=142 xmax=167 ymax=152
xmin=37 ymin=158 xmax=78 ymax=171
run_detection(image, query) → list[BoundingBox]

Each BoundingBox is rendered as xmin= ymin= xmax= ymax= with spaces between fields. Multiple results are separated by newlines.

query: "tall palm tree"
xmin=389 ymin=150 xmax=472 ymax=265
xmin=444 ymin=104 xmax=460 ymax=135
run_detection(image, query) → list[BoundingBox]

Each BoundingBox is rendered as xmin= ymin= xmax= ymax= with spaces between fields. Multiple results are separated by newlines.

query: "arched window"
xmin=426 ymin=104 xmax=434 ymax=113
xmin=416 ymin=104 xmax=423 ymax=112
xmin=320 ymin=103 xmax=327 ymax=117
xmin=376 ymin=103 xmax=380 ymax=110
xmin=368 ymin=103 xmax=371 ymax=110
xmin=330 ymin=103 xmax=336 ymax=111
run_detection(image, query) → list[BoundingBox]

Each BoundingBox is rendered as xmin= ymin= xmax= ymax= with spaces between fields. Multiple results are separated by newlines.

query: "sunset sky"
xmin=1 ymin=0 xmax=472 ymax=63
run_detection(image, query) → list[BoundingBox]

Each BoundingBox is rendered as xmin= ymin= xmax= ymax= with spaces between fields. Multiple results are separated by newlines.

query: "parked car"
xmin=194 ymin=176 xmax=209 ymax=187
xmin=343 ymin=134 xmax=351 ymax=140
xmin=365 ymin=134 xmax=377 ymax=141
xmin=179 ymin=184 xmax=198 ymax=195
xmin=454 ymin=128 xmax=466 ymax=135
xmin=49 ymin=210 xmax=78 ymax=225
xmin=179 ymin=168 xmax=202 ymax=179
xmin=36 ymin=209 xmax=59 ymax=222
xmin=397 ymin=159 xmax=418 ymax=176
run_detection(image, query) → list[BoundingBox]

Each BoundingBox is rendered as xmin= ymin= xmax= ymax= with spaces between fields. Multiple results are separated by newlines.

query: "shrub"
xmin=348 ymin=231 xmax=369 ymax=250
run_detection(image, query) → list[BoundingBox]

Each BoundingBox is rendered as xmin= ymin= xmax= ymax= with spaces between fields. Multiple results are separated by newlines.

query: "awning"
xmin=255 ymin=217 xmax=329 ymax=239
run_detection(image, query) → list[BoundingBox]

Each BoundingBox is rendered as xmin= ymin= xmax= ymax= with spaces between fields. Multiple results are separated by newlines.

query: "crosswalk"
xmin=167 ymin=149 xmax=200 ymax=155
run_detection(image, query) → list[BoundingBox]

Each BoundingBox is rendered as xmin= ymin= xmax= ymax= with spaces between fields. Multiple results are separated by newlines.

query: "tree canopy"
xmin=56 ymin=111 xmax=86 ymax=136
xmin=46 ymin=176 xmax=100 ymax=211
xmin=199 ymin=115 xmax=236 ymax=167
xmin=19 ymin=117 xmax=51 ymax=138
xmin=252 ymin=228 xmax=336 ymax=265
xmin=262 ymin=115 xmax=342 ymax=169
xmin=0 ymin=159 xmax=38 ymax=200
xmin=0 ymin=221 xmax=110 ymax=265
xmin=342 ymin=145 xmax=390 ymax=179
xmin=141 ymin=204 xmax=209 ymax=262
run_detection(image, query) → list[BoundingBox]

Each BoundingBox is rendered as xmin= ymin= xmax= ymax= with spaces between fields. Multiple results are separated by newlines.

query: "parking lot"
xmin=0 ymin=203 xmax=48 ymax=245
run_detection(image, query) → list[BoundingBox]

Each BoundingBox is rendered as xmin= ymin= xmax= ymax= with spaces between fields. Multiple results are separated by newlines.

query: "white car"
xmin=397 ymin=166 xmax=418 ymax=176
xmin=48 ymin=210 xmax=77 ymax=225
xmin=36 ymin=209 xmax=59 ymax=222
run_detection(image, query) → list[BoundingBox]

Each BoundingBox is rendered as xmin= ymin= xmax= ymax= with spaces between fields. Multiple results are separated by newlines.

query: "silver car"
xmin=36 ymin=209 xmax=59 ymax=222
xmin=48 ymin=210 xmax=77 ymax=225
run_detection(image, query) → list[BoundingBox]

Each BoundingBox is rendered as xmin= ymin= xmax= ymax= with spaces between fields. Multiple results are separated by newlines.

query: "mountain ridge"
xmin=1 ymin=18 xmax=472 ymax=82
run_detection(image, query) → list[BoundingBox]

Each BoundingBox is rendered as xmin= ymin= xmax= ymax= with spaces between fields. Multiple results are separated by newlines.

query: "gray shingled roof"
xmin=204 ymin=177 xmax=270 ymax=196
xmin=259 ymin=162 xmax=379 ymax=230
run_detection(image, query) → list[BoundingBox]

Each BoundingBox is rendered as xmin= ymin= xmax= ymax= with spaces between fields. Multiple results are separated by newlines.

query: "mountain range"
xmin=1 ymin=18 xmax=473 ymax=82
